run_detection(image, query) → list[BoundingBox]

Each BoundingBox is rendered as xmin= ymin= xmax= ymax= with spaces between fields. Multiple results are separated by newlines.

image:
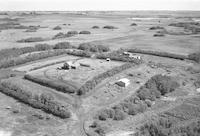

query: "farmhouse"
xmin=116 ymin=78 xmax=130 ymax=87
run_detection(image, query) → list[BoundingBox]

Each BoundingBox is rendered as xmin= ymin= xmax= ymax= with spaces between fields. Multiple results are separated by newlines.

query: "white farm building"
xmin=115 ymin=78 xmax=130 ymax=87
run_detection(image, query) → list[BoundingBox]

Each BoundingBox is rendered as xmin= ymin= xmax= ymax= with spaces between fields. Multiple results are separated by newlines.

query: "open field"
xmin=0 ymin=11 xmax=200 ymax=136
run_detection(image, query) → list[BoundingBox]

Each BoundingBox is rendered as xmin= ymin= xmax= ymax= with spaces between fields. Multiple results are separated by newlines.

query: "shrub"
xmin=130 ymin=23 xmax=137 ymax=26
xmin=17 ymin=37 xmax=45 ymax=43
xmin=0 ymin=78 xmax=71 ymax=118
xmin=79 ymin=31 xmax=91 ymax=34
xmin=53 ymin=26 xmax=61 ymax=30
xmin=149 ymin=26 xmax=165 ymax=30
xmin=34 ymin=44 xmax=52 ymax=51
xmin=113 ymin=109 xmax=126 ymax=120
xmin=97 ymin=109 xmax=115 ymax=120
xmin=153 ymin=33 xmax=165 ymax=37
xmin=53 ymin=42 xmax=75 ymax=49
xmin=103 ymin=25 xmax=118 ymax=29
xmin=188 ymin=52 xmax=200 ymax=63
xmin=67 ymin=31 xmax=78 ymax=35
xmin=92 ymin=26 xmax=100 ymax=29
xmin=52 ymin=32 xmax=66 ymax=39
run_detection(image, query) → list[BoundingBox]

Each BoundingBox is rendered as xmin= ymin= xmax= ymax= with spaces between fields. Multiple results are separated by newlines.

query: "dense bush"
xmin=34 ymin=44 xmax=52 ymax=51
xmin=103 ymin=25 xmax=118 ymax=29
xmin=53 ymin=42 xmax=76 ymax=49
xmin=0 ymin=78 xmax=71 ymax=118
xmin=52 ymin=32 xmax=66 ymax=39
xmin=79 ymin=31 xmax=91 ymax=34
xmin=52 ymin=31 xmax=78 ymax=39
xmin=194 ymin=76 xmax=200 ymax=88
xmin=78 ymin=43 xmax=110 ymax=53
xmin=128 ymin=48 xmax=188 ymax=60
xmin=188 ymin=52 xmax=200 ymax=63
xmin=136 ymin=117 xmax=200 ymax=136
xmin=24 ymin=74 xmax=78 ymax=94
xmin=92 ymin=26 xmax=100 ymax=29
xmin=53 ymin=26 xmax=62 ymax=30
xmin=67 ymin=31 xmax=78 ymax=35
xmin=153 ymin=33 xmax=165 ymax=37
xmin=77 ymin=63 xmax=134 ymax=95
xmin=130 ymin=23 xmax=137 ymax=26
xmin=149 ymin=26 xmax=165 ymax=30
xmin=17 ymin=37 xmax=46 ymax=43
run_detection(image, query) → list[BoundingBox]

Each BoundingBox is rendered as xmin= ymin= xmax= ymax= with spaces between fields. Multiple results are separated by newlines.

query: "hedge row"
xmin=24 ymin=75 xmax=79 ymax=94
xmin=128 ymin=48 xmax=188 ymax=60
xmin=77 ymin=63 xmax=134 ymax=95
xmin=0 ymin=49 xmax=92 ymax=69
xmin=95 ymin=75 xmax=179 ymax=121
xmin=0 ymin=78 xmax=71 ymax=118
xmin=17 ymin=37 xmax=46 ymax=43
xmin=78 ymin=43 xmax=110 ymax=53
xmin=96 ymin=50 xmax=142 ymax=64
xmin=0 ymin=50 xmax=69 ymax=69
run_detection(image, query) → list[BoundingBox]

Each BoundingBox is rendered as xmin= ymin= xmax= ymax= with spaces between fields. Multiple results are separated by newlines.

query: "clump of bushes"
xmin=78 ymin=43 xmax=110 ymax=53
xmin=52 ymin=32 xmax=66 ymax=39
xmin=53 ymin=42 xmax=76 ymax=49
xmin=24 ymin=74 xmax=78 ymax=94
xmin=136 ymin=117 xmax=200 ymax=136
xmin=169 ymin=22 xmax=200 ymax=34
xmin=0 ymin=78 xmax=71 ymax=118
xmin=79 ymin=31 xmax=91 ymax=34
xmin=52 ymin=31 xmax=78 ymax=39
xmin=188 ymin=52 xmax=200 ymax=63
xmin=130 ymin=23 xmax=137 ymax=26
xmin=17 ymin=37 xmax=46 ymax=43
xmin=67 ymin=31 xmax=78 ymax=35
xmin=153 ymin=33 xmax=165 ymax=37
xmin=77 ymin=63 xmax=134 ymax=95
xmin=149 ymin=26 xmax=165 ymax=30
xmin=92 ymin=26 xmax=100 ymax=29
xmin=103 ymin=25 xmax=118 ymax=29
xmin=53 ymin=26 xmax=62 ymax=30
xmin=34 ymin=44 xmax=52 ymax=51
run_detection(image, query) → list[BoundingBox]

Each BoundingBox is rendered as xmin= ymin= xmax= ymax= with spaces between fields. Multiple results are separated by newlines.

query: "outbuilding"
xmin=116 ymin=78 xmax=130 ymax=87
xmin=197 ymin=88 xmax=200 ymax=93
xmin=106 ymin=58 xmax=111 ymax=61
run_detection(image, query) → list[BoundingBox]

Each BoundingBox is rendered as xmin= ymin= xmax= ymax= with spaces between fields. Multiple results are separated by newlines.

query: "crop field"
xmin=0 ymin=11 xmax=200 ymax=136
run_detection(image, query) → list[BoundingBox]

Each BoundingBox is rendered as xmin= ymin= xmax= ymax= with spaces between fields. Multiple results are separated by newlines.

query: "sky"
xmin=0 ymin=0 xmax=200 ymax=11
